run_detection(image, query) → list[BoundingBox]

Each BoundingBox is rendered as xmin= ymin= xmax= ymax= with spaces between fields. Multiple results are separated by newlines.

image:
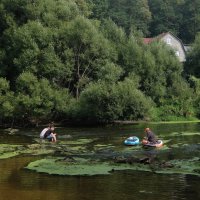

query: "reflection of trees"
xmin=184 ymin=175 xmax=200 ymax=199
xmin=1 ymin=154 xmax=191 ymax=200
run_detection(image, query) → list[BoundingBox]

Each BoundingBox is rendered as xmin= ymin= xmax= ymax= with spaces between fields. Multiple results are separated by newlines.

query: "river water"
xmin=0 ymin=122 xmax=200 ymax=200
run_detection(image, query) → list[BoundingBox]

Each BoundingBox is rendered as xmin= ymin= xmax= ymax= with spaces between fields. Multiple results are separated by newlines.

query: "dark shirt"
xmin=146 ymin=131 xmax=156 ymax=143
xmin=44 ymin=129 xmax=53 ymax=138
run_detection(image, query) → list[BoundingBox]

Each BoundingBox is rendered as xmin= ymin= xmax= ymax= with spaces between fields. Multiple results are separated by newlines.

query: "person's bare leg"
xmin=52 ymin=134 xmax=56 ymax=142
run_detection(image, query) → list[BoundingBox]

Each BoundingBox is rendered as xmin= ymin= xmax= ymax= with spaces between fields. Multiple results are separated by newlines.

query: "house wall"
xmin=160 ymin=33 xmax=186 ymax=62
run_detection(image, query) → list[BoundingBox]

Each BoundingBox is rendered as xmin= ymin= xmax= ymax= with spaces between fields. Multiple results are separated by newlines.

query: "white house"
xmin=144 ymin=32 xmax=187 ymax=62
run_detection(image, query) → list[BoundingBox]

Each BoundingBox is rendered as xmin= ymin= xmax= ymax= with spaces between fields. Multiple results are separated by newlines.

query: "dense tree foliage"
xmin=0 ymin=0 xmax=199 ymax=126
xmin=15 ymin=72 xmax=71 ymax=125
xmin=90 ymin=0 xmax=151 ymax=35
xmin=75 ymin=77 xmax=153 ymax=122
xmin=89 ymin=0 xmax=200 ymax=43
xmin=185 ymin=34 xmax=200 ymax=78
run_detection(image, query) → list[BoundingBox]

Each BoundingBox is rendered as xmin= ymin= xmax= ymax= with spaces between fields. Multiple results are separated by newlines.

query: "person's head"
xmin=48 ymin=122 xmax=54 ymax=128
xmin=144 ymin=128 xmax=150 ymax=133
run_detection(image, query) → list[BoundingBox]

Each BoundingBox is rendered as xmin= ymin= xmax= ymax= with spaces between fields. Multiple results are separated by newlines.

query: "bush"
xmin=76 ymin=78 xmax=153 ymax=122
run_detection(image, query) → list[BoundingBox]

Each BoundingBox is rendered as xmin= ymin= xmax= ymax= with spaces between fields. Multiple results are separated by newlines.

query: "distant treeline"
xmin=89 ymin=0 xmax=200 ymax=44
xmin=0 ymin=0 xmax=200 ymax=127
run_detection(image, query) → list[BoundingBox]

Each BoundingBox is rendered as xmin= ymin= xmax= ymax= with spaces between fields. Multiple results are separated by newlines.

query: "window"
xmin=166 ymin=37 xmax=172 ymax=45
xmin=175 ymin=51 xmax=180 ymax=57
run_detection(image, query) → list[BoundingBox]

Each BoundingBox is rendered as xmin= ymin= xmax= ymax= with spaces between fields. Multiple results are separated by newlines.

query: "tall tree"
xmin=180 ymin=0 xmax=200 ymax=43
xmin=59 ymin=16 xmax=116 ymax=99
xmin=15 ymin=72 xmax=71 ymax=124
xmin=148 ymin=0 xmax=183 ymax=37
xmin=0 ymin=78 xmax=15 ymax=120
xmin=90 ymin=0 xmax=151 ymax=35
xmin=185 ymin=33 xmax=200 ymax=77
xmin=0 ymin=0 xmax=91 ymax=85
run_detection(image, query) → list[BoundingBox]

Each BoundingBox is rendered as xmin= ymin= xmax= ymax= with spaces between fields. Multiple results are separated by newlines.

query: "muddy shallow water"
xmin=0 ymin=122 xmax=200 ymax=200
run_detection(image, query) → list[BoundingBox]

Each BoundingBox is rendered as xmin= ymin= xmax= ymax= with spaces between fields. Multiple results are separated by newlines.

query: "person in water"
xmin=40 ymin=123 xmax=57 ymax=142
xmin=144 ymin=128 xmax=157 ymax=144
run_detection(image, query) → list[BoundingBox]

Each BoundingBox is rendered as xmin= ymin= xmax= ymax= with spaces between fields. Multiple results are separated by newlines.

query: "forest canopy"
xmin=0 ymin=0 xmax=199 ymax=126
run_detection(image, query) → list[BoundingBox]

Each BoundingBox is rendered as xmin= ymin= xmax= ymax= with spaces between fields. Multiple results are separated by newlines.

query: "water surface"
xmin=0 ymin=122 xmax=200 ymax=200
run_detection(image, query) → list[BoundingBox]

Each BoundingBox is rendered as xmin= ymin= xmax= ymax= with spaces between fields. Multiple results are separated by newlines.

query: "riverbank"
xmin=2 ymin=119 xmax=200 ymax=129
xmin=112 ymin=120 xmax=200 ymax=125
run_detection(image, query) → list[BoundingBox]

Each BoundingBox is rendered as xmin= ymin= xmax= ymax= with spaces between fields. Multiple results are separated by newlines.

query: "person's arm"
xmin=50 ymin=132 xmax=56 ymax=142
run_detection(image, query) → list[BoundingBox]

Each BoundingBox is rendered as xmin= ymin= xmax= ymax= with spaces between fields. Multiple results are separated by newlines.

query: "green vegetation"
xmin=0 ymin=0 xmax=200 ymax=126
xmin=25 ymin=156 xmax=200 ymax=177
xmin=0 ymin=143 xmax=55 ymax=159
xmin=0 ymin=144 xmax=22 ymax=159
xmin=0 ymin=130 xmax=199 ymax=177
xmin=26 ymin=158 xmax=109 ymax=175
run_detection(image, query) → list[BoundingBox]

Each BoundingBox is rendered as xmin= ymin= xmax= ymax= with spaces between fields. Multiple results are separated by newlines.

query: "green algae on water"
xmin=0 ymin=151 xmax=20 ymax=159
xmin=169 ymin=132 xmax=200 ymax=137
xmin=59 ymin=138 xmax=95 ymax=145
xmin=155 ymin=157 xmax=200 ymax=176
xmin=25 ymin=155 xmax=200 ymax=177
xmin=0 ymin=144 xmax=22 ymax=159
xmin=93 ymin=144 xmax=115 ymax=151
xmin=26 ymin=158 xmax=114 ymax=175
xmin=25 ymin=157 xmax=152 ymax=176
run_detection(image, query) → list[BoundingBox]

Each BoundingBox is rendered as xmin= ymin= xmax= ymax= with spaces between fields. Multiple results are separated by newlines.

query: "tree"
xmin=91 ymin=0 xmax=151 ymax=35
xmin=0 ymin=0 xmax=91 ymax=85
xmin=180 ymin=0 xmax=200 ymax=43
xmin=138 ymin=42 xmax=183 ymax=104
xmin=126 ymin=0 xmax=152 ymax=35
xmin=77 ymin=77 xmax=152 ymax=122
xmin=59 ymin=16 xmax=116 ymax=99
xmin=148 ymin=0 xmax=183 ymax=37
xmin=188 ymin=76 xmax=200 ymax=118
xmin=185 ymin=33 xmax=200 ymax=78
xmin=0 ymin=78 xmax=15 ymax=120
xmin=89 ymin=0 xmax=109 ymax=20
xmin=15 ymin=72 xmax=72 ymax=125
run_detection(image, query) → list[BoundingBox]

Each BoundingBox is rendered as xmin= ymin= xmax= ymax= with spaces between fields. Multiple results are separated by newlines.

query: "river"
xmin=0 ymin=122 xmax=200 ymax=200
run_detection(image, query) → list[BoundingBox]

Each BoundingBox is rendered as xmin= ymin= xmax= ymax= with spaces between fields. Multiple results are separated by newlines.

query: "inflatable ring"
xmin=142 ymin=139 xmax=163 ymax=148
xmin=124 ymin=136 xmax=140 ymax=146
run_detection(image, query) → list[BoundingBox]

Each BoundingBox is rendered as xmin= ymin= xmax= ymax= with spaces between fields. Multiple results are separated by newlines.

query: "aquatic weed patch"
xmin=25 ymin=153 xmax=200 ymax=177
xmin=93 ymin=144 xmax=115 ymax=151
xmin=155 ymin=157 xmax=200 ymax=176
xmin=26 ymin=158 xmax=114 ymax=175
xmin=169 ymin=132 xmax=200 ymax=137
xmin=0 ymin=151 xmax=20 ymax=159
xmin=0 ymin=143 xmax=57 ymax=158
xmin=0 ymin=144 xmax=23 ymax=159
xmin=121 ymin=145 xmax=142 ymax=154
xmin=60 ymin=138 xmax=95 ymax=145
xmin=25 ymin=157 xmax=152 ymax=176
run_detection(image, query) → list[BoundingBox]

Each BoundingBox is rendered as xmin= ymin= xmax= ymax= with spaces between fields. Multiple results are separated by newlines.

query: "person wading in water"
xmin=40 ymin=123 xmax=57 ymax=142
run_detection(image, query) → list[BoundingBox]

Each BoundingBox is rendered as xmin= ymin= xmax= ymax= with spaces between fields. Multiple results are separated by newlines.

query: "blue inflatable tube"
xmin=124 ymin=136 xmax=140 ymax=146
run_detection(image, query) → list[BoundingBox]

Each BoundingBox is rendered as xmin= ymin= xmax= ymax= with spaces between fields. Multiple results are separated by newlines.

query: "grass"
xmin=149 ymin=120 xmax=200 ymax=124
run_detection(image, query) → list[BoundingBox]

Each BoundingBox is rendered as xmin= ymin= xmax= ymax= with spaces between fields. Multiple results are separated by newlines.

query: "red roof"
xmin=143 ymin=38 xmax=154 ymax=44
xmin=143 ymin=33 xmax=168 ymax=44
